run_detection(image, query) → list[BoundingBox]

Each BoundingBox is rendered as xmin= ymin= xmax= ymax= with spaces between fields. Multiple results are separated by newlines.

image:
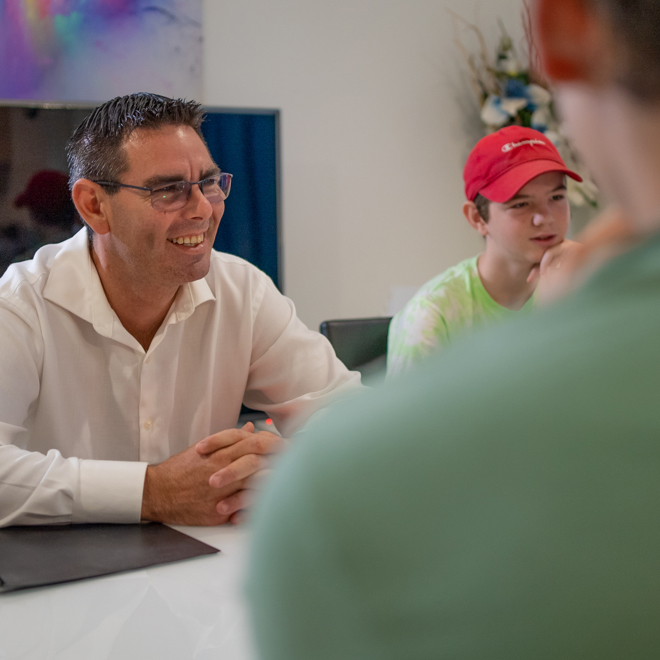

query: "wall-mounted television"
xmin=0 ymin=103 xmax=281 ymax=290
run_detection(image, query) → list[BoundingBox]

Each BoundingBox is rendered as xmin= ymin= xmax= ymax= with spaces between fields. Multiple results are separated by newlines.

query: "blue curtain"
xmin=201 ymin=112 xmax=280 ymax=289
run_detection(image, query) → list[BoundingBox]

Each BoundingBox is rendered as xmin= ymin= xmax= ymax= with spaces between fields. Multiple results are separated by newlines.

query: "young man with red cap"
xmin=387 ymin=125 xmax=582 ymax=376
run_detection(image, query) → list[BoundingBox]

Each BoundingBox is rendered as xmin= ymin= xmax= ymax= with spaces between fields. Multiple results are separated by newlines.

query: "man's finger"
xmin=216 ymin=488 xmax=253 ymax=517
xmin=224 ymin=430 xmax=285 ymax=461
xmin=196 ymin=428 xmax=252 ymax=455
xmin=209 ymin=453 xmax=266 ymax=488
xmin=229 ymin=510 xmax=245 ymax=525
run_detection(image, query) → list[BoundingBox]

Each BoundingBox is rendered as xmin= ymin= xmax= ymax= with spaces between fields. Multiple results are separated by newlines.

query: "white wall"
xmin=203 ymin=0 xmax=525 ymax=330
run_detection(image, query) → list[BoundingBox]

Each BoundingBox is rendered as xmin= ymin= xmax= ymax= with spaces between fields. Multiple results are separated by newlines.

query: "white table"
xmin=0 ymin=526 xmax=258 ymax=660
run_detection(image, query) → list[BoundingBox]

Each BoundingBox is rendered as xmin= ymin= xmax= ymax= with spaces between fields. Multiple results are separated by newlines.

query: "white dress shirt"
xmin=0 ymin=230 xmax=359 ymax=526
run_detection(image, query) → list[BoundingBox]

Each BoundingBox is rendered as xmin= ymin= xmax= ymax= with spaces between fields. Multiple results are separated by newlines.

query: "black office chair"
xmin=319 ymin=317 xmax=392 ymax=383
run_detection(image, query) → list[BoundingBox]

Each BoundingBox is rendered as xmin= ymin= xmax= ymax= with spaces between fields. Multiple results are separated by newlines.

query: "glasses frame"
xmin=93 ymin=173 xmax=233 ymax=211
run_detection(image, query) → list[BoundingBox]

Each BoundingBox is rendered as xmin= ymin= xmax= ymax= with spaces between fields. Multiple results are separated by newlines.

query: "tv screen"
xmin=0 ymin=104 xmax=281 ymax=289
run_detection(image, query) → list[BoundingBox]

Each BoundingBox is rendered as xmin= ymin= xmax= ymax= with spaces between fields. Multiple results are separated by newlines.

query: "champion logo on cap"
xmin=501 ymin=138 xmax=546 ymax=153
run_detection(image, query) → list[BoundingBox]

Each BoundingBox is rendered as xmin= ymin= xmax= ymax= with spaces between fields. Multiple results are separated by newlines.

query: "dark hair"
xmin=474 ymin=193 xmax=491 ymax=222
xmin=592 ymin=0 xmax=660 ymax=101
xmin=66 ymin=93 xmax=206 ymax=190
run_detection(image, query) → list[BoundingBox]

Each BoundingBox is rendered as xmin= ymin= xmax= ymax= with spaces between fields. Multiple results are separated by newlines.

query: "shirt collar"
xmin=167 ymin=273 xmax=215 ymax=324
xmin=43 ymin=228 xmax=216 ymax=346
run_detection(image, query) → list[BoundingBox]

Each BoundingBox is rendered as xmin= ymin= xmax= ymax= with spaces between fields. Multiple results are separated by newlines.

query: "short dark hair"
xmin=592 ymin=0 xmax=660 ymax=101
xmin=66 ymin=93 xmax=206 ymax=239
xmin=474 ymin=193 xmax=491 ymax=222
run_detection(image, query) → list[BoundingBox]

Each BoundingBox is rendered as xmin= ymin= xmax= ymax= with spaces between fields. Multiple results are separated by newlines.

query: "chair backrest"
xmin=319 ymin=317 xmax=392 ymax=372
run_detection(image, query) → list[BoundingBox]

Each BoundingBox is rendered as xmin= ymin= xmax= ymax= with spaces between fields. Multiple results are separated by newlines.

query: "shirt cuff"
xmin=73 ymin=460 xmax=148 ymax=524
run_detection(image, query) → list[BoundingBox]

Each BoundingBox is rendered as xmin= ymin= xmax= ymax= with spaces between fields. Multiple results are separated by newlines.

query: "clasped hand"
xmin=141 ymin=422 xmax=284 ymax=526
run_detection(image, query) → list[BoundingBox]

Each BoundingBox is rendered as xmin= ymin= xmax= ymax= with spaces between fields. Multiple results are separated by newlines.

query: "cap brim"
xmin=478 ymin=159 xmax=583 ymax=203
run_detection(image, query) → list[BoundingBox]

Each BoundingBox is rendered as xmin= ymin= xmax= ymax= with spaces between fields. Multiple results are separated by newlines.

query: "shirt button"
xmin=143 ymin=419 xmax=153 ymax=430
xmin=145 ymin=356 xmax=151 ymax=364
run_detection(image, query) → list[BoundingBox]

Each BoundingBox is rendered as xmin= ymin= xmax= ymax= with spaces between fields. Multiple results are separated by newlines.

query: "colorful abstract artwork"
xmin=0 ymin=0 xmax=202 ymax=102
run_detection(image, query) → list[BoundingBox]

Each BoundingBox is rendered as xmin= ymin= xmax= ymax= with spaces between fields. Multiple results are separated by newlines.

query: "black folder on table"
xmin=0 ymin=523 xmax=219 ymax=593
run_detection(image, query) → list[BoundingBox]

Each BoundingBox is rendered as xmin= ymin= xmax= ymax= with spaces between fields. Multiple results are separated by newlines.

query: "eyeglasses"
xmin=94 ymin=173 xmax=233 ymax=212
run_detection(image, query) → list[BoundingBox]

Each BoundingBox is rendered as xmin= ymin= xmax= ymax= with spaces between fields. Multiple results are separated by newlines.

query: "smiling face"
xmin=481 ymin=171 xmax=570 ymax=265
xmin=97 ymin=124 xmax=223 ymax=294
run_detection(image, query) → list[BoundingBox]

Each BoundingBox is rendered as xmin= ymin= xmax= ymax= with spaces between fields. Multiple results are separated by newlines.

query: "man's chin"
xmin=174 ymin=250 xmax=212 ymax=284
xmin=186 ymin=259 xmax=212 ymax=283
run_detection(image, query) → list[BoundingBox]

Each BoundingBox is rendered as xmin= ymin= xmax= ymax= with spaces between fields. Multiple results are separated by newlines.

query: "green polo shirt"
xmin=387 ymin=256 xmax=535 ymax=377
xmin=248 ymin=231 xmax=660 ymax=660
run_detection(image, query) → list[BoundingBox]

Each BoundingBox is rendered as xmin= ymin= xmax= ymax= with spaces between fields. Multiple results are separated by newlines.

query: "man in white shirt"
xmin=0 ymin=93 xmax=359 ymax=527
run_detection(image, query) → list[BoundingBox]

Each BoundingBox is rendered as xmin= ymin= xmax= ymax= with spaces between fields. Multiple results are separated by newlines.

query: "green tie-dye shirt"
xmin=387 ymin=256 xmax=534 ymax=376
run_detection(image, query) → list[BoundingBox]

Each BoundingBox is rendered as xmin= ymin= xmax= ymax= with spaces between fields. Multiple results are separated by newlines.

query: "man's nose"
xmin=187 ymin=182 xmax=213 ymax=215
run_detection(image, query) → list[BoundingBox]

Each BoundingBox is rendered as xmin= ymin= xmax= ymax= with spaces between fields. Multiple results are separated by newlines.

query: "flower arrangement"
xmin=451 ymin=5 xmax=598 ymax=207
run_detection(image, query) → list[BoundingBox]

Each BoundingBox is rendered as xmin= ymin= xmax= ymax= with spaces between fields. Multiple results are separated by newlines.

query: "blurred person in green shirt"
xmin=387 ymin=125 xmax=581 ymax=377
xmin=247 ymin=0 xmax=660 ymax=658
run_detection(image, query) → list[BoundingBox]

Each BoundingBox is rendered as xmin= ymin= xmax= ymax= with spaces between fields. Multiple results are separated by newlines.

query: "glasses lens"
xmin=220 ymin=173 xmax=232 ymax=198
xmin=200 ymin=174 xmax=232 ymax=204
xmin=151 ymin=181 xmax=190 ymax=211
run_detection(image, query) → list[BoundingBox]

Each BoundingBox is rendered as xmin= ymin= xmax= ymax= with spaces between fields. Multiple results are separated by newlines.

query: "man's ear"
xmin=534 ymin=0 xmax=607 ymax=83
xmin=71 ymin=180 xmax=111 ymax=235
xmin=463 ymin=201 xmax=488 ymax=237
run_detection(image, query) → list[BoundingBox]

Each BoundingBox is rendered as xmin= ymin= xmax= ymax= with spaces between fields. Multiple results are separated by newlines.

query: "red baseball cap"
xmin=463 ymin=126 xmax=582 ymax=203
xmin=14 ymin=170 xmax=71 ymax=212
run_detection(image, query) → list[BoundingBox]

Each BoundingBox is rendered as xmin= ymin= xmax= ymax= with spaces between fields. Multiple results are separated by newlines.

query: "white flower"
xmin=499 ymin=96 xmax=529 ymax=116
xmin=579 ymin=175 xmax=599 ymax=201
xmin=566 ymin=179 xmax=584 ymax=206
xmin=527 ymin=83 xmax=552 ymax=108
xmin=531 ymin=107 xmax=552 ymax=132
xmin=480 ymin=94 xmax=511 ymax=127
xmin=481 ymin=94 xmax=529 ymax=128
